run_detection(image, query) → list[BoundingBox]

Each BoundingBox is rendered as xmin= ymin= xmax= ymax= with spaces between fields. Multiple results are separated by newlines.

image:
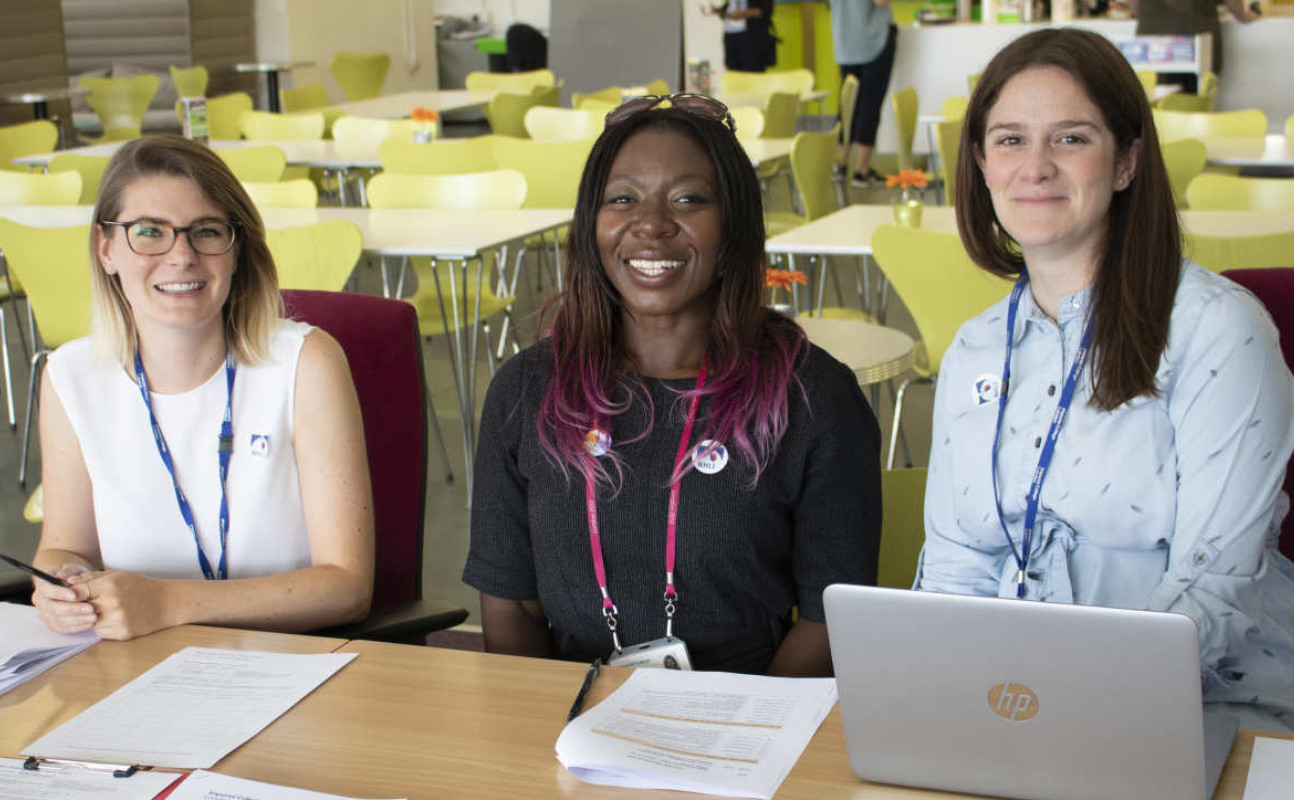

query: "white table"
xmin=328 ymin=90 xmax=495 ymax=119
xmin=797 ymin=318 xmax=913 ymax=387
xmin=1197 ymin=134 xmax=1294 ymax=171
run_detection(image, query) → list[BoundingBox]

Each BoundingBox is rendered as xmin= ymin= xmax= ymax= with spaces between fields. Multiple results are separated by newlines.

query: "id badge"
xmin=606 ymin=637 xmax=692 ymax=670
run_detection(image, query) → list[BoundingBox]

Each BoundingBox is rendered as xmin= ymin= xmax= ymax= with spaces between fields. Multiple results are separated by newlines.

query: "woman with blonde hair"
xmin=32 ymin=135 xmax=374 ymax=640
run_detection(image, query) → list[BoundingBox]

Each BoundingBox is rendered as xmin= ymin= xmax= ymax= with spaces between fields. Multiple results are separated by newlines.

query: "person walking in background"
xmin=828 ymin=0 xmax=896 ymax=188
xmin=1130 ymin=0 xmax=1259 ymax=93
xmin=704 ymin=1 xmax=777 ymax=73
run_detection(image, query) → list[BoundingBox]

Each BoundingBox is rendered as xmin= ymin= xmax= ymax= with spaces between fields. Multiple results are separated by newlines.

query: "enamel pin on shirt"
xmin=584 ymin=428 xmax=612 ymax=457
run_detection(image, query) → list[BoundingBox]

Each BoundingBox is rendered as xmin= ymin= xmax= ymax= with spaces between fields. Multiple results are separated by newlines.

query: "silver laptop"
xmin=823 ymin=584 xmax=1237 ymax=800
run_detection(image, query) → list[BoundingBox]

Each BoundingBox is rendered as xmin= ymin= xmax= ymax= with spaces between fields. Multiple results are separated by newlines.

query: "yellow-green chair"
xmin=379 ymin=136 xmax=500 ymax=175
xmin=46 ymin=154 xmax=106 ymax=204
xmin=523 ymin=106 xmax=602 ymax=142
xmin=1155 ymin=72 xmax=1218 ymax=113
xmin=78 ymin=74 xmax=161 ymax=141
xmin=1187 ymin=231 xmax=1294 ymax=273
xmin=940 ymin=95 xmax=969 ymax=122
xmin=0 ymin=171 xmax=83 ymax=427
xmin=934 ymin=117 xmax=962 ymax=205
xmin=239 ymin=110 xmax=326 ymax=140
xmin=332 ymin=116 xmax=421 ymax=142
xmin=368 ymin=170 xmax=527 ymax=211
xmin=1136 ymin=70 xmax=1159 ymax=101
xmin=878 ymin=468 xmax=927 ymax=589
xmin=491 ymin=136 xmax=592 ymax=209
xmin=0 ymin=221 xmax=93 ymax=486
xmin=216 ymin=146 xmax=287 ymax=182
xmin=242 ymin=178 xmax=319 ymax=208
xmin=330 ymin=52 xmax=391 ymax=101
xmin=485 ymin=86 xmax=560 ymax=138
xmin=280 ymin=82 xmax=330 ymax=112
xmin=766 ymin=125 xmax=841 ymax=237
xmin=891 ymin=87 xmax=919 ymax=172
xmin=719 ymin=68 xmax=814 ymax=96
xmin=169 ymin=64 xmax=209 ymax=98
xmin=761 ymin=91 xmax=799 ymax=139
xmin=1153 ymin=108 xmax=1268 ymax=141
xmin=1161 ymin=137 xmax=1208 ymax=208
xmin=0 ymin=121 xmax=58 ymax=171
xmin=23 ymin=484 xmax=42 ymax=524
xmin=730 ymin=106 xmax=765 ymax=139
xmin=173 ymin=92 xmax=253 ymax=140
xmin=967 ymin=73 xmax=981 ymax=94
xmin=266 ymin=220 xmax=364 ymax=291
xmin=644 ymin=79 xmax=670 ymax=96
xmin=571 ymin=87 xmax=622 ymax=109
xmin=871 ymin=225 xmax=1014 ymax=468
xmin=465 ymin=69 xmax=556 ymax=93
xmin=1186 ymin=173 xmax=1294 ymax=212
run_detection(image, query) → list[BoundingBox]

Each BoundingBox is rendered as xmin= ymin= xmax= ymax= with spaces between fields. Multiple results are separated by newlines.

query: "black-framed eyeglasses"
xmin=605 ymin=94 xmax=737 ymax=134
xmin=100 ymin=218 xmax=238 ymax=257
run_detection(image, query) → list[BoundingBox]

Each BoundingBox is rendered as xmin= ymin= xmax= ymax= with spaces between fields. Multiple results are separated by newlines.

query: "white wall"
xmin=432 ymin=0 xmax=549 ymax=35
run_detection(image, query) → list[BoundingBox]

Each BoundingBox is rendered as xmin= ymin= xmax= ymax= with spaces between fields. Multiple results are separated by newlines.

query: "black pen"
xmin=0 ymin=553 xmax=71 ymax=588
xmin=566 ymin=657 xmax=602 ymax=722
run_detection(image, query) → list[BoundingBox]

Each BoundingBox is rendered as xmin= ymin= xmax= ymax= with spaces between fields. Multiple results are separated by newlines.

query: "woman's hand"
xmin=76 ymin=570 xmax=176 ymax=641
xmin=32 ymin=564 xmax=96 ymax=634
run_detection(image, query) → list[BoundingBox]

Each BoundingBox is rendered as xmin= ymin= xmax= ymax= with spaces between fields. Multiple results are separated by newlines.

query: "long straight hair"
xmin=955 ymin=28 xmax=1181 ymax=410
xmin=539 ymin=108 xmax=806 ymax=490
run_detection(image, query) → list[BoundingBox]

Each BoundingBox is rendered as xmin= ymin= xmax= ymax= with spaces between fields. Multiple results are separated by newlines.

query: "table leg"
xmin=266 ymin=71 xmax=282 ymax=114
xmin=431 ymin=259 xmax=474 ymax=502
xmin=925 ymin=121 xmax=943 ymax=205
xmin=33 ymin=101 xmax=48 ymax=120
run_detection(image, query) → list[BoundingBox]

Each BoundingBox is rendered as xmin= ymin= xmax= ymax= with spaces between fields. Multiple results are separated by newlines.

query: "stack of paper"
xmin=0 ymin=602 xmax=99 ymax=697
xmin=556 ymin=668 xmax=837 ymax=799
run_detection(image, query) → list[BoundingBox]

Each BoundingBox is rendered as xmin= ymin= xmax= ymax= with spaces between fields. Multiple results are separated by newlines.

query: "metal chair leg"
xmin=886 ymin=374 xmax=932 ymax=470
xmin=19 ymin=350 xmax=47 ymax=488
xmin=1 ymin=305 xmax=14 ymax=429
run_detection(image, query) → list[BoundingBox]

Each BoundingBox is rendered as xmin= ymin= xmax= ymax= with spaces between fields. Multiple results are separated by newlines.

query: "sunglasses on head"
xmin=604 ymin=94 xmax=737 ymax=134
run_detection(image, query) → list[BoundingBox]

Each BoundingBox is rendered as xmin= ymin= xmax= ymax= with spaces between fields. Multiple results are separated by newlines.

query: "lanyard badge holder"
xmin=590 ymin=366 xmax=707 ymax=671
xmin=991 ymin=272 xmax=1094 ymax=599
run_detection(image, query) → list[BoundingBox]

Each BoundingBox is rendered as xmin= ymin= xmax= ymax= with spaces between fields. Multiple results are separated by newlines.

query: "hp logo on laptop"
xmin=988 ymin=682 xmax=1039 ymax=721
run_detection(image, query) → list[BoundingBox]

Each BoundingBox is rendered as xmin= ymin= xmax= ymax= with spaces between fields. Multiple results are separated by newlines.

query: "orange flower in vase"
xmin=765 ymin=268 xmax=808 ymax=314
xmin=886 ymin=169 xmax=928 ymax=228
xmin=410 ymin=106 xmax=439 ymax=142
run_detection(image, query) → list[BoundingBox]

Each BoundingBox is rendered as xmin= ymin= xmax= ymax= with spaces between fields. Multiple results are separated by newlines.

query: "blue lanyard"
xmin=991 ymin=271 xmax=1094 ymax=599
xmin=133 ymin=351 xmax=236 ymax=581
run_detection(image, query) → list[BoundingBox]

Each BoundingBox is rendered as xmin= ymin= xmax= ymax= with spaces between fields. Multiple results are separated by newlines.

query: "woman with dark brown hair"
xmin=917 ymin=29 xmax=1294 ymax=731
xmin=464 ymin=97 xmax=881 ymax=676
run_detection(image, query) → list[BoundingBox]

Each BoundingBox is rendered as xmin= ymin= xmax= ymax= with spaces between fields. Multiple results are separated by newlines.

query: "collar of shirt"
xmin=1018 ymin=280 xmax=1094 ymax=337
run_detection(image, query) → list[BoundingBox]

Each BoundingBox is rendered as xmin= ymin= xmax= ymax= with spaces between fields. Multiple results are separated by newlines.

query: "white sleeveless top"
xmin=47 ymin=320 xmax=314 ymax=580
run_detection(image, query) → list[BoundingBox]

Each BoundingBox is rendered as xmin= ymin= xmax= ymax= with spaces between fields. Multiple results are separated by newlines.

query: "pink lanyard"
xmin=585 ymin=364 xmax=708 ymax=653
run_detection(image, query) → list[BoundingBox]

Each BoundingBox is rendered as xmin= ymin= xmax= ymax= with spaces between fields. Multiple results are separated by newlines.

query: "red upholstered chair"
xmin=282 ymin=290 xmax=467 ymax=642
xmin=1221 ymin=268 xmax=1294 ymax=562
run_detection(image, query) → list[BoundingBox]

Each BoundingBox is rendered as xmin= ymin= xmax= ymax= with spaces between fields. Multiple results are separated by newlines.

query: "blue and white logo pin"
xmin=692 ymin=440 xmax=728 ymax=475
xmin=249 ymin=434 xmax=270 ymax=458
xmin=973 ymin=374 xmax=1002 ymax=406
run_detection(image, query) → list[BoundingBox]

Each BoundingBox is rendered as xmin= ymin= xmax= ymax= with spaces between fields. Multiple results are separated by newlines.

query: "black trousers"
xmin=725 ymin=31 xmax=773 ymax=72
xmin=840 ymin=24 xmax=898 ymax=147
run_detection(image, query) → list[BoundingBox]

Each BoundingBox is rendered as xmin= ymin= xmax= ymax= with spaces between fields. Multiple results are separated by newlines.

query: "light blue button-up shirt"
xmin=919 ymin=262 xmax=1294 ymax=732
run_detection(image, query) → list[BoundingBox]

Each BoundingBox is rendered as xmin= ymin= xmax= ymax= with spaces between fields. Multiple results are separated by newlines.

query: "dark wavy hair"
xmin=955 ymin=27 xmax=1181 ymax=410
xmin=538 ymin=106 xmax=806 ymax=489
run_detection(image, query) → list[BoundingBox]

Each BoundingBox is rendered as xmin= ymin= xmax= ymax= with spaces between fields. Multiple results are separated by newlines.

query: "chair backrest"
xmin=967 ymin=72 xmax=981 ymax=94
xmin=790 ymin=124 xmax=840 ymax=223
xmin=0 ymin=221 xmax=93 ymax=348
xmin=48 ymin=154 xmax=109 ymax=204
xmin=1160 ymin=137 xmax=1207 ymax=207
xmin=465 ymin=69 xmax=555 ymax=93
xmin=571 ymin=86 xmax=622 ymax=109
xmin=1155 ymin=71 xmax=1219 ymax=113
xmin=169 ymin=64 xmax=209 ymax=98
xmin=240 ymin=110 xmax=326 ymax=141
xmin=644 ymin=78 xmax=670 ymax=95
xmin=332 ymin=116 xmax=421 ymax=142
xmin=730 ymin=106 xmax=765 ymax=139
xmin=366 ymin=170 xmax=527 ymax=211
xmin=523 ymin=106 xmax=602 ymax=142
xmin=206 ymin=92 xmax=254 ymax=140
xmin=487 ymin=88 xmax=558 ymax=138
xmin=216 ymin=145 xmax=287 ymax=182
xmin=79 ymin=74 xmax=161 ymax=139
xmin=761 ymin=91 xmax=799 ymax=139
xmin=1136 ymin=69 xmax=1158 ymax=100
xmin=330 ymin=52 xmax=391 ymax=102
xmin=267 ymin=220 xmax=363 ymax=290
xmin=379 ymin=136 xmax=500 ymax=175
xmin=935 ymin=117 xmax=963 ymax=203
xmin=1185 ymin=173 xmax=1294 ymax=212
xmin=940 ymin=95 xmax=969 ymax=122
xmin=1219 ymin=268 xmax=1294 ymax=560
xmin=871 ymin=225 xmax=1013 ymax=374
xmin=1153 ymin=108 xmax=1268 ymax=141
xmin=491 ymin=136 xmax=592 ymax=208
xmin=720 ymin=68 xmax=814 ymax=96
xmin=891 ymin=86 xmax=919 ymax=172
xmin=280 ymin=289 xmax=427 ymax=607
xmin=242 ymin=178 xmax=319 ymax=209
xmin=1187 ymin=231 xmax=1294 ymax=273
xmin=0 ymin=120 xmax=58 ymax=172
xmin=280 ymin=82 xmax=330 ymax=112
xmin=878 ymin=467 xmax=927 ymax=589
xmin=0 ymin=170 xmax=82 ymax=205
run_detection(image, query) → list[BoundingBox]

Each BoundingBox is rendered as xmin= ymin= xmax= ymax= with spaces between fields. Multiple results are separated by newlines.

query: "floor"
xmin=0 ymin=134 xmax=936 ymax=628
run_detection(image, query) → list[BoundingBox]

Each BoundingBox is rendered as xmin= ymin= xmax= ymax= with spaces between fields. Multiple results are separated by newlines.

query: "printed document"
xmin=166 ymin=770 xmax=404 ymax=800
xmin=1242 ymin=737 xmax=1294 ymax=800
xmin=555 ymin=668 xmax=837 ymax=799
xmin=22 ymin=647 xmax=355 ymax=769
xmin=0 ymin=602 xmax=98 ymax=697
xmin=0 ymin=756 xmax=178 ymax=800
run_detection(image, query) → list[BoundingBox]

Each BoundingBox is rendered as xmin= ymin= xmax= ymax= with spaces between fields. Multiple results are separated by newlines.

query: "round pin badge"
xmin=973 ymin=373 xmax=1002 ymax=406
xmin=584 ymin=428 xmax=612 ymax=457
xmin=692 ymin=440 xmax=728 ymax=475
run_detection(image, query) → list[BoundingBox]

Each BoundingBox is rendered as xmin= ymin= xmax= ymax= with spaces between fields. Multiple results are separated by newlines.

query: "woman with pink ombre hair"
xmin=463 ymin=97 xmax=882 ymax=676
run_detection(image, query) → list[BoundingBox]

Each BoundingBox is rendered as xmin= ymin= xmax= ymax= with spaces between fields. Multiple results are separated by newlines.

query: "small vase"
xmin=893 ymin=188 xmax=923 ymax=228
xmin=411 ymin=122 xmax=439 ymax=143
